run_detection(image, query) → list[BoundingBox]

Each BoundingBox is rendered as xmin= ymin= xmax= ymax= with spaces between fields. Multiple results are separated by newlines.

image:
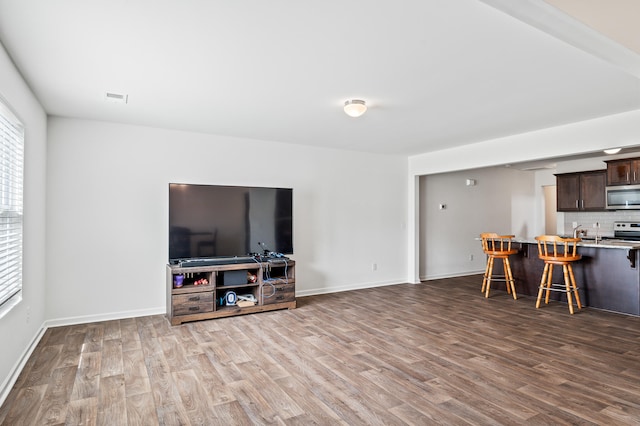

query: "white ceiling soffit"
xmin=480 ymin=0 xmax=640 ymax=77
xmin=544 ymin=0 xmax=640 ymax=56
xmin=0 ymin=1 xmax=638 ymax=156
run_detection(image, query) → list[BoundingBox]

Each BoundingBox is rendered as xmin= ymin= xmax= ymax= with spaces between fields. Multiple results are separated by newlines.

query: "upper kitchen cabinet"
xmin=606 ymin=158 xmax=640 ymax=186
xmin=556 ymin=170 xmax=606 ymax=212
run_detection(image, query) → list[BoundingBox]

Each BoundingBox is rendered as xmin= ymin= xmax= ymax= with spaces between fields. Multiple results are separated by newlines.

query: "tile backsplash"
xmin=564 ymin=211 xmax=640 ymax=237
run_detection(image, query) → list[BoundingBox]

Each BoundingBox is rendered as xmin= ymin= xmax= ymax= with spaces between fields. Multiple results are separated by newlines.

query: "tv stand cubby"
xmin=166 ymin=260 xmax=296 ymax=325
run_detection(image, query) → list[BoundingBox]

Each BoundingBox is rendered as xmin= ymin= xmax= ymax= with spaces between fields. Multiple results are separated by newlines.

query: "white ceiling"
xmin=0 ymin=0 xmax=638 ymax=156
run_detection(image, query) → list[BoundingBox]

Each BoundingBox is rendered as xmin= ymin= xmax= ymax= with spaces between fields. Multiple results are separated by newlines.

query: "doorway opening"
xmin=543 ymin=185 xmax=557 ymax=234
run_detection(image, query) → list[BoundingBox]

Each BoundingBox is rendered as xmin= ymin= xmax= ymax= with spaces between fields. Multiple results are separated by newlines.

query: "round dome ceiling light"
xmin=344 ymin=99 xmax=367 ymax=117
xmin=604 ymin=148 xmax=621 ymax=154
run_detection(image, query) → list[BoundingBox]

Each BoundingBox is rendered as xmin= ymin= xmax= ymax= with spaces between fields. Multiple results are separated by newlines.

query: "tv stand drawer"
xmin=262 ymin=282 xmax=295 ymax=305
xmin=172 ymin=292 xmax=214 ymax=316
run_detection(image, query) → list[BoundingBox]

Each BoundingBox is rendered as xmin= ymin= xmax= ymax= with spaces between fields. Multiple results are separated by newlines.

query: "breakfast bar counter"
xmin=507 ymin=239 xmax=640 ymax=315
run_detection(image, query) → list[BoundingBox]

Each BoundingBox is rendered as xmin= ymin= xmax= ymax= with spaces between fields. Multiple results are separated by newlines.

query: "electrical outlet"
xmin=469 ymin=254 xmax=474 ymax=261
xmin=372 ymin=263 xmax=378 ymax=271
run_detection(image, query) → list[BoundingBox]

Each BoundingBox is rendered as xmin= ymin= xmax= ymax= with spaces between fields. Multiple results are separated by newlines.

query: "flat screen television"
xmin=169 ymin=183 xmax=293 ymax=262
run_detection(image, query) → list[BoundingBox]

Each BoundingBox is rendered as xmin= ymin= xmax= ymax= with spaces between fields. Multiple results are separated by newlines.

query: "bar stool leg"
xmin=504 ymin=257 xmax=516 ymax=300
xmin=563 ymin=264 xmax=575 ymax=314
xmin=536 ymin=263 xmax=549 ymax=308
xmin=568 ymin=264 xmax=582 ymax=310
xmin=544 ymin=264 xmax=554 ymax=304
xmin=502 ymin=259 xmax=511 ymax=295
xmin=482 ymin=256 xmax=491 ymax=293
xmin=485 ymin=256 xmax=495 ymax=298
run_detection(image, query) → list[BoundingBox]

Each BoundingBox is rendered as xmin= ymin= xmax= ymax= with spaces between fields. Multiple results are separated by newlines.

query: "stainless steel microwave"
xmin=606 ymin=184 xmax=640 ymax=209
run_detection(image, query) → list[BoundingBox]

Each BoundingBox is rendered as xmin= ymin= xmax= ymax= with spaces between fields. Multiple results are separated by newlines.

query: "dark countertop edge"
xmin=515 ymin=239 xmax=640 ymax=249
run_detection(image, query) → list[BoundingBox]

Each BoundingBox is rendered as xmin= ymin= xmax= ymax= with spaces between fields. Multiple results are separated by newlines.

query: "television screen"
xmin=169 ymin=184 xmax=293 ymax=262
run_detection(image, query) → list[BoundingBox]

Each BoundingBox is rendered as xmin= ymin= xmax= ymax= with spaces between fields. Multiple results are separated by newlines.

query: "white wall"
xmin=419 ymin=166 xmax=536 ymax=280
xmin=0 ymin=44 xmax=48 ymax=399
xmin=45 ymin=118 xmax=408 ymax=323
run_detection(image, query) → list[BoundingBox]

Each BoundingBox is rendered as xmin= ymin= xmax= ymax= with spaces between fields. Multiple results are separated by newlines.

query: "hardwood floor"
xmin=2 ymin=275 xmax=640 ymax=425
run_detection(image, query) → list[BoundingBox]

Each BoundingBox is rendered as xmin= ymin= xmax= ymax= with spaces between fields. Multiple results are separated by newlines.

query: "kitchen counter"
xmin=514 ymin=237 xmax=640 ymax=249
xmin=501 ymin=240 xmax=640 ymax=316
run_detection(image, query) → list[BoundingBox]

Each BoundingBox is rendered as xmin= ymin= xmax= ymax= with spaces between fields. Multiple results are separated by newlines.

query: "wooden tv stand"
xmin=166 ymin=259 xmax=295 ymax=325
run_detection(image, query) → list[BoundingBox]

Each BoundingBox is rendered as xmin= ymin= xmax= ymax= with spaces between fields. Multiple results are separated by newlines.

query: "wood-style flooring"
xmin=2 ymin=275 xmax=640 ymax=425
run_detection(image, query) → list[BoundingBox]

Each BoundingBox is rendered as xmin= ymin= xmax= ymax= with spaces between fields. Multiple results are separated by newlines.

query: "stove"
xmin=613 ymin=221 xmax=640 ymax=241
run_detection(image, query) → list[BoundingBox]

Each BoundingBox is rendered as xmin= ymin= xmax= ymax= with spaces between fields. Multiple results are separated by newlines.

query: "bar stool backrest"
xmin=535 ymin=235 xmax=581 ymax=261
xmin=480 ymin=233 xmax=515 ymax=254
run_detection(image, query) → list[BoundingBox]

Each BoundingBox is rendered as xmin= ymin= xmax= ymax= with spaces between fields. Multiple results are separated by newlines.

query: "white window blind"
xmin=0 ymin=101 xmax=23 ymax=308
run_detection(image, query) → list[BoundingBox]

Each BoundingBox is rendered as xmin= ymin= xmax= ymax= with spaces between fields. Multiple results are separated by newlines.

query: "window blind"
xmin=0 ymin=101 xmax=23 ymax=308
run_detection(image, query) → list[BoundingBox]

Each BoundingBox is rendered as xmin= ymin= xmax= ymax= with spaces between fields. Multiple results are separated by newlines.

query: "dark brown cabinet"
xmin=606 ymin=158 xmax=640 ymax=186
xmin=556 ymin=170 xmax=606 ymax=212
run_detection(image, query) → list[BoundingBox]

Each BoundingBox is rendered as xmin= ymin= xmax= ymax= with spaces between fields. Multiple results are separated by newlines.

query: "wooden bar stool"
xmin=535 ymin=235 xmax=582 ymax=314
xmin=480 ymin=233 xmax=517 ymax=299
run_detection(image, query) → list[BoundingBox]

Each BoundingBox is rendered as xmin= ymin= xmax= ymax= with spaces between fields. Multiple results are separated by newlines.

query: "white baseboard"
xmin=421 ymin=269 xmax=485 ymax=281
xmin=0 ymin=323 xmax=47 ymax=407
xmin=296 ymin=278 xmax=406 ymax=297
xmin=44 ymin=306 xmax=166 ymax=328
xmin=296 ymin=273 xmax=486 ymax=298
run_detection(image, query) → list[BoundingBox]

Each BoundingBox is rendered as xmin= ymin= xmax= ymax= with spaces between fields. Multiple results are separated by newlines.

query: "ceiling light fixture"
xmin=344 ymin=99 xmax=367 ymax=117
xmin=604 ymin=148 xmax=621 ymax=154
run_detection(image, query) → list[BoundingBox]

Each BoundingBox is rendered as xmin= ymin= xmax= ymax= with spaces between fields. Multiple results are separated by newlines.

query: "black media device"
xmin=221 ymin=270 xmax=248 ymax=286
xmin=169 ymin=183 xmax=293 ymax=264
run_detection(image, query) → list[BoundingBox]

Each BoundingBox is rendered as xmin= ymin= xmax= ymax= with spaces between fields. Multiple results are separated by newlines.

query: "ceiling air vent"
xmin=105 ymin=92 xmax=128 ymax=104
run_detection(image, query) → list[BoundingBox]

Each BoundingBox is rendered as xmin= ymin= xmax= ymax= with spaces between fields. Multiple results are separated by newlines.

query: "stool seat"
xmin=535 ymin=235 xmax=582 ymax=314
xmin=480 ymin=233 xmax=517 ymax=299
xmin=483 ymin=248 xmax=518 ymax=257
xmin=541 ymin=255 xmax=581 ymax=264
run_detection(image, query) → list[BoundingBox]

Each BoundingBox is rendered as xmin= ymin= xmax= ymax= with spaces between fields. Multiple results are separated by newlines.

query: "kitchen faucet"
xmin=573 ymin=224 xmax=582 ymax=238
